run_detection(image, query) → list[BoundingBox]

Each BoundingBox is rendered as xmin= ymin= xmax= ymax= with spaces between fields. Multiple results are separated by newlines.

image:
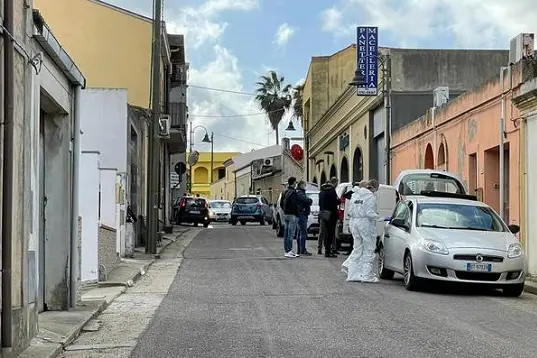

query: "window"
xmin=186 ymin=198 xmax=206 ymax=208
xmin=210 ymin=201 xmax=231 ymax=209
xmin=416 ymin=203 xmax=507 ymax=232
xmin=218 ymin=168 xmax=226 ymax=180
xmin=399 ymin=173 xmax=465 ymax=195
xmin=235 ymin=197 xmax=259 ymax=204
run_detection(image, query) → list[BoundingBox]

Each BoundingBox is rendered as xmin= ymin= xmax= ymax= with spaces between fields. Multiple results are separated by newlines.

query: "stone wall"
xmin=98 ymin=225 xmax=120 ymax=280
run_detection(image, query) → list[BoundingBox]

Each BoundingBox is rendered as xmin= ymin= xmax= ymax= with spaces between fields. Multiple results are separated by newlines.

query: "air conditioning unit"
xmin=158 ymin=115 xmax=171 ymax=138
xmin=261 ymin=157 xmax=274 ymax=167
xmin=509 ymin=33 xmax=535 ymax=64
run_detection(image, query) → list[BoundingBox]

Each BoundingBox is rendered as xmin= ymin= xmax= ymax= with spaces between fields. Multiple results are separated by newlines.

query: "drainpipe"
xmin=70 ymin=85 xmax=82 ymax=307
xmin=384 ymin=53 xmax=392 ymax=184
xmin=432 ymin=107 xmax=437 ymax=168
xmin=2 ymin=0 xmax=15 ymax=349
xmin=500 ymin=67 xmax=508 ymax=221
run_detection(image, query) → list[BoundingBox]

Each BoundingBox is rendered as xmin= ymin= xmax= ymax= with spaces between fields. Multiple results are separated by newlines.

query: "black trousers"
xmin=319 ymin=214 xmax=336 ymax=251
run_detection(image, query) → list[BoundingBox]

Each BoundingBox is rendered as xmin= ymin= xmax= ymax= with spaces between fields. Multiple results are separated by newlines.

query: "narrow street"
xmin=113 ymin=225 xmax=537 ymax=358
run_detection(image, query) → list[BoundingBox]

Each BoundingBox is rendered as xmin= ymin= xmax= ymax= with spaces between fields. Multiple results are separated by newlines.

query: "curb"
xmin=524 ymin=280 xmax=537 ymax=295
xmin=21 ymin=229 xmax=190 ymax=358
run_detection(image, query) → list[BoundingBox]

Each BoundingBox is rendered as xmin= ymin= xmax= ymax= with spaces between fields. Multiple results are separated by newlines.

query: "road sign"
xmin=356 ymin=26 xmax=379 ymax=96
xmin=174 ymin=162 xmax=186 ymax=175
xmin=188 ymin=150 xmax=199 ymax=166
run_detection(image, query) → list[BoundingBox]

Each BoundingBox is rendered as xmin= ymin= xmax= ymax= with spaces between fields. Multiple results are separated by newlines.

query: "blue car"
xmin=230 ymin=195 xmax=271 ymax=226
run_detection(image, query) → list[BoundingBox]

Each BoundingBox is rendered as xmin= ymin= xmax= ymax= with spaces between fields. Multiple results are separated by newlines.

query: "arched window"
xmin=320 ymin=172 xmax=327 ymax=184
xmin=312 ymin=176 xmax=318 ymax=184
xmin=329 ymin=165 xmax=337 ymax=179
xmin=353 ymin=147 xmax=363 ymax=182
xmin=424 ymin=144 xmax=434 ymax=169
xmin=340 ymin=157 xmax=349 ymax=182
xmin=194 ymin=167 xmax=209 ymax=184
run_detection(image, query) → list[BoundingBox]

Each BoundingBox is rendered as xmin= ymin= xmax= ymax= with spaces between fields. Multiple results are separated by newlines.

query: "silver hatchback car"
xmin=379 ymin=192 xmax=525 ymax=297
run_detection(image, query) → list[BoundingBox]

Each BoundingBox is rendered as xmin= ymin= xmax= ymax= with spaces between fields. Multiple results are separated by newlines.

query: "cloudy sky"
xmin=106 ymin=0 xmax=536 ymax=153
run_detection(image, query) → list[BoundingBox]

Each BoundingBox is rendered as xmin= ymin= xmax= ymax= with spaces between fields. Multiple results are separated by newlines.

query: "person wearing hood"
xmin=341 ymin=179 xmax=389 ymax=282
xmin=318 ymin=177 xmax=339 ymax=257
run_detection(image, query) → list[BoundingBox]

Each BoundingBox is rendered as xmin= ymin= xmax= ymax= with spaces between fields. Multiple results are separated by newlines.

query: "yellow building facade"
xmin=210 ymin=158 xmax=236 ymax=201
xmin=33 ymin=0 xmax=163 ymax=108
xmin=303 ymin=45 xmax=383 ymax=185
xmin=189 ymin=152 xmax=240 ymax=198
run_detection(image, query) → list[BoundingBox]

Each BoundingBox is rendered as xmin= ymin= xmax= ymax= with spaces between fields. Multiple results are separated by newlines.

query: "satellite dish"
xmin=188 ymin=150 xmax=199 ymax=166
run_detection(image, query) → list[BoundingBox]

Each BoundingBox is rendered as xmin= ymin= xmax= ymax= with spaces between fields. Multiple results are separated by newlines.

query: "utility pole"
xmin=188 ymin=123 xmax=193 ymax=193
xmin=210 ymin=132 xmax=214 ymax=185
xmin=146 ymin=0 xmax=163 ymax=254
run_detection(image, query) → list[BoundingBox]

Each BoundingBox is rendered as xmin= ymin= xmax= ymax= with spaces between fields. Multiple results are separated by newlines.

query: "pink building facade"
xmin=390 ymin=64 xmax=523 ymax=234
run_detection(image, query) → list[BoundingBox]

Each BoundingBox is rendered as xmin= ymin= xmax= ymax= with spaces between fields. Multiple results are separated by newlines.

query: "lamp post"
xmin=188 ymin=124 xmax=213 ymax=194
xmin=349 ymin=51 xmax=392 ymax=184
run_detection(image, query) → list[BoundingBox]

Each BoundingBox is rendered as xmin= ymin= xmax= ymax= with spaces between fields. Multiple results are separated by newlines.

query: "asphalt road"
xmin=131 ymin=223 xmax=537 ymax=358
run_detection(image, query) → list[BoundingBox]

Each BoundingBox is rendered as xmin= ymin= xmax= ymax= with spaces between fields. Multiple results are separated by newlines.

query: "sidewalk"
xmin=525 ymin=280 xmax=537 ymax=295
xmin=18 ymin=227 xmax=190 ymax=358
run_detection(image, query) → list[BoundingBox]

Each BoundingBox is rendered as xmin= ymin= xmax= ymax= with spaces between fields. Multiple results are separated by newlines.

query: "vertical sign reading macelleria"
xmin=356 ymin=26 xmax=379 ymax=96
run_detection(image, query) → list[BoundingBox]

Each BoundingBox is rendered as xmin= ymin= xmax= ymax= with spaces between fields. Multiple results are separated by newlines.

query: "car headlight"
xmin=421 ymin=240 xmax=449 ymax=255
xmin=208 ymin=210 xmax=214 ymax=216
xmin=508 ymin=243 xmax=522 ymax=258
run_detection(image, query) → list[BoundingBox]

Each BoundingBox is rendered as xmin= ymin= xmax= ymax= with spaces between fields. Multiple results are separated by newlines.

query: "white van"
xmin=335 ymin=182 xmax=398 ymax=249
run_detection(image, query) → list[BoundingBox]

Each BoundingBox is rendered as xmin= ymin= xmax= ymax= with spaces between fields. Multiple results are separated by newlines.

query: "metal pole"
xmin=147 ymin=0 xmax=163 ymax=254
xmin=70 ymin=85 xmax=82 ymax=307
xmin=188 ymin=123 xmax=193 ymax=193
xmin=384 ymin=53 xmax=392 ymax=184
xmin=500 ymin=66 xmax=507 ymax=220
xmin=210 ymin=132 xmax=214 ymax=185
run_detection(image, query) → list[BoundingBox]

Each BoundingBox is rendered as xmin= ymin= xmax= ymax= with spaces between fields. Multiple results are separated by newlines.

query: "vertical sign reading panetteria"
xmin=356 ymin=26 xmax=379 ymax=96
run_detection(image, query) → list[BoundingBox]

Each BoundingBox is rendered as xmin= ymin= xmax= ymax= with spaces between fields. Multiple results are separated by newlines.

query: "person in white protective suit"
xmin=341 ymin=179 xmax=388 ymax=282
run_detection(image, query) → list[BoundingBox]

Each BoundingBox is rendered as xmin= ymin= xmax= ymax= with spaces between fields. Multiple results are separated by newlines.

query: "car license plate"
xmin=466 ymin=263 xmax=492 ymax=272
xmin=238 ymin=216 xmax=251 ymax=219
xmin=190 ymin=210 xmax=200 ymax=214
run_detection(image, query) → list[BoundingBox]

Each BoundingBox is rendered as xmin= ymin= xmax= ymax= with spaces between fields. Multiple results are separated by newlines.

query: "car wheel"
xmin=230 ymin=220 xmax=237 ymax=226
xmin=378 ymin=247 xmax=395 ymax=280
xmin=403 ymin=252 xmax=420 ymax=291
xmin=502 ymin=283 xmax=525 ymax=297
xmin=260 ymin=218 xmax=265 ymax=225
xmin=193 ymin=222 xmax=198 ymax=227
xmin=276 ymin=219 xmax=284 ymax=237
xmin=240 ymin=220 xmax=246 ymax=225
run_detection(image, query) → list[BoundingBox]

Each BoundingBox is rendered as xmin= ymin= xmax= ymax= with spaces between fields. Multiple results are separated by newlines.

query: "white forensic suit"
xmin=341 ymin=185 xmax=381 ymax=282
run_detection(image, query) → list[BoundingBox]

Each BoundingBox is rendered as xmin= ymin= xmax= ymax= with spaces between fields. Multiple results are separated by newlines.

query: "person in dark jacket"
xmin=318 ymin=176 xmax=339 ymax=257
xmin=296 ymin=180 xmax=313 ymax=256
xmin=280 ymin=177 xmax=300 ymax=258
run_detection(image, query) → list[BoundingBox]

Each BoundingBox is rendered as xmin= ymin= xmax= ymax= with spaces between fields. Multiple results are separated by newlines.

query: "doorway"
xmin=468 ymin=153 xmax=477 ymax=195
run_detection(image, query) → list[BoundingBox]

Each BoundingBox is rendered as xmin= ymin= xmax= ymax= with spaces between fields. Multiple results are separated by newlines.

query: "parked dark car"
xmin=230 ymin=195 xmax=271 ymax=225
xmin=173 ymin=196 xmax=210 ymax=227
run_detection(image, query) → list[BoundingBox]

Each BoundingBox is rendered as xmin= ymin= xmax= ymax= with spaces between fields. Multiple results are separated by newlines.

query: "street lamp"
xmin=348 ymin=52 xmax=392 ymax=185
xmin=189 ymin=124 xmax=214 ymax=194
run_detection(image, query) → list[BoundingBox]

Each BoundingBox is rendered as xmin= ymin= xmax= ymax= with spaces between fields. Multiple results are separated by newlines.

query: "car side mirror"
xmin=508 ymin=224 xmax=520 ymax=234
xmin=391 ymin=217 xmax=410 ymax=231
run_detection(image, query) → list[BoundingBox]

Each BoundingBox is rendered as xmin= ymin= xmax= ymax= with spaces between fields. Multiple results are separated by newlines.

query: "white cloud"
xmin=273 ymin=23 xmax=297 ymax=47
xmin=167 ymin=0 xmax=259 ymax=49
xmin=187 ymin=45 xmax=300 ymax=152
xmin=321 ymin=0 xmax=537 ymax=48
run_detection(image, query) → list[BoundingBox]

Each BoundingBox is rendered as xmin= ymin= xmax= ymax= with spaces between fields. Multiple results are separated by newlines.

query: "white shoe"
xmin=284 ymin=251 xmax=298 ymax=258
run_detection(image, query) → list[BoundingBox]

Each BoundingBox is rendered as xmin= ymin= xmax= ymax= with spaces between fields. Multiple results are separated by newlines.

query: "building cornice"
xmin=512 ymin=77 xmax=537 ymax=114
xmin=89 ymin=0 xmax=152 ymax=23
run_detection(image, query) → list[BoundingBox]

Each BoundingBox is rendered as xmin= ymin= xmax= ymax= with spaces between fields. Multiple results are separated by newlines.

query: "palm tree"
xmin=292 ymin=83 xmax=304 ymax=123
xmin=255 ymin=71 xmax=292 ymax=145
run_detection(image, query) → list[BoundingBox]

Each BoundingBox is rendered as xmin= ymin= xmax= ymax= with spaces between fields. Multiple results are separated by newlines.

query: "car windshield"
xmin=235 ymin=197 xmax=258 ymax=204
xmin=416 ymin=203 xmax=507 ymax=232
xmin=186 ymin=198 xmax=206 ymax=208
xmin=210 ymin=201 xmax=231 ymax=209
xmin=307 ymin=192 xmax=319 ymax=206
xmin=399 ymin=174 xmax=465 ymax=195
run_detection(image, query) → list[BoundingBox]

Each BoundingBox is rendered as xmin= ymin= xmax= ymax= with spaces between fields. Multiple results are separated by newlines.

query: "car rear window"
xmin=210 ymin=201 xmax=231 ymax=208
xmin=186 ymin=198 xmax=206 ymax=207
xmin=235 ymin=197 xmax=258 ymax=204
xmin=400 ymin=174 xmax=465 ymax=195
